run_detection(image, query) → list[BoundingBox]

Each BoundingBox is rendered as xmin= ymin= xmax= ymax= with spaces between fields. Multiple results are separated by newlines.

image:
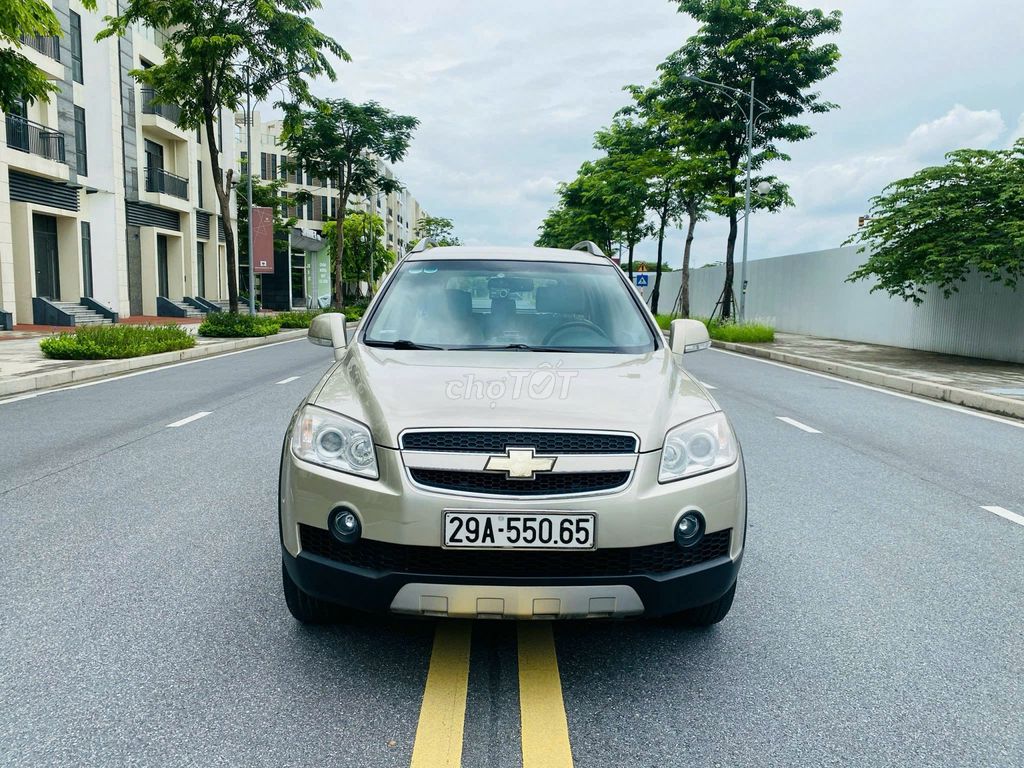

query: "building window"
xmin=306 ymin=197 xmax=313 ymax=220
xmin=73 ymin=106 xmax=88 ymax=176
xmin=320 ymin=195 xmax=328 ymax=219
xmin=81 ymin=221 xmax=93 ymax=298
xmin=270 ymin=153 xmax=278 ymax=180
xmin=260 ymin=152 xmax=269 ymax=179
xmin=70 ymin=11 xmax=83 ymax=83
xmin=197 ymin=160 xmax=203 ymax=208
xmin=330 ymin=197 xmax=337 ymax=218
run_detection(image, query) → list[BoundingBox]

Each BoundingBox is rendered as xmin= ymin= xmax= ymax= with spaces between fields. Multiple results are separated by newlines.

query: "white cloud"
xmin=1009 ymin=114 xmax=1024 ymax=147
xmin=904 ymin=104 xmax=1004 ymax=157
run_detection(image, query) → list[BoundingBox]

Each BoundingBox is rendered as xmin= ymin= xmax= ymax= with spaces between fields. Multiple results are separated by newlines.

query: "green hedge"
xmin=275 ymin=310 xmax=323 ymax=329
xmin=198 ymin=312 xmax=281 ymax=338
xmin=39 ymin=324 xmax=196 ymax=360
xmin=655 ymin=315 xmax=775 ymax=343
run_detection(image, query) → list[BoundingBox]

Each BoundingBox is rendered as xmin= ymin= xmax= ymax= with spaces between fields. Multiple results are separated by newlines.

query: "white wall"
xmin=652 ymin=247 xmax=1024 ymax=364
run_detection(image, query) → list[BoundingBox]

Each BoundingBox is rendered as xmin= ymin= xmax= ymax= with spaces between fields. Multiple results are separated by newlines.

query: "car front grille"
xmin=400 ymin=431 xmax=638 ymax=454
xmin=299 ymin=524 xmax=731 ymax=577
xmin=409 ymin=468 xmax=630 ymax=496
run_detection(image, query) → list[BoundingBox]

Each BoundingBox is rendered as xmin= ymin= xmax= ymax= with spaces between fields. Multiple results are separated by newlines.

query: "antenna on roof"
xmin=570 ymin=241 xmax=607 ymax=257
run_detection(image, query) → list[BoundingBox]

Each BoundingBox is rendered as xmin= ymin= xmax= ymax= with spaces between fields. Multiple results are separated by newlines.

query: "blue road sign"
xmin=634 ymin=273 xmax=649 ymax=287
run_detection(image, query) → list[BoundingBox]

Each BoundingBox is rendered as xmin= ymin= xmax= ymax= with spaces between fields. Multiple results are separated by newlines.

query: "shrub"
xmin=198 ymin=312 xmax=281 ymax=338
xmin=39 ymin=324 xmax=195 ymax=360
xmin=705 ymin=320 xmax=775 ymax=343
xmin=655 ymin=315 xmax=775 ymax=343
xmin=276 ymin=310 xmax=323 ymax=329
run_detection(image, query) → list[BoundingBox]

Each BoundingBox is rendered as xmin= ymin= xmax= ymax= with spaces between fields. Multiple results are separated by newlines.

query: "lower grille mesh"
xmin=409 ymin=468 xmax=630 ymax=496
xmin=299 ymin=524 xmax=731 ymax=577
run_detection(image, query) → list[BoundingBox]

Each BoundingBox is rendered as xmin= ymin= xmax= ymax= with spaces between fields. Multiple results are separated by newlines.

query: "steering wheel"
xmin=542 ymin=320 xmax=612 ymax=346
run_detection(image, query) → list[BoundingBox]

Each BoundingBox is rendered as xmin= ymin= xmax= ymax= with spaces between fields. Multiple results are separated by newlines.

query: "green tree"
xmin=280 ymin=99 xmax=418 ymax=310
xmin=846 ymin=142 xmax=1024 ymax=303
xmin=323 ymin=210 xmax=393 ymax=285
xmin=413 ymin=215 xmax=461 ymax=247
xmin=592 ymin=117 xmax=655 ymax=280
xmin=657 ymin=0 xmax=842 ymax=317
xmin=99 ymin=0 xmax=348 ymax=314
xmin=1 ymin=0 xmax=94 ymax=111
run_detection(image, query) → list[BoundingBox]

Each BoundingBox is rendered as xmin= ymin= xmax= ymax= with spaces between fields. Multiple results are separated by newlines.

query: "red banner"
xmin=252 ymin=206 xmax=275 ymax=274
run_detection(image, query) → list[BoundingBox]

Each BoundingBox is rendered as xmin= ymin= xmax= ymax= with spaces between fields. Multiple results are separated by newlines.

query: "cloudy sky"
xmin=305 ymin=0 xmax=1024 ymax=267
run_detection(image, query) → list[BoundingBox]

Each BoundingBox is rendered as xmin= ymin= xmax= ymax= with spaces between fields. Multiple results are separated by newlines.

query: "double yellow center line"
xmin=410 ymin=621 xmax=574 ymax=768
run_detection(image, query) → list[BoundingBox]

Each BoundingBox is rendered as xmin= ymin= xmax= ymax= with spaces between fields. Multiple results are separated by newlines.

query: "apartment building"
xmin=245 ymin=114 xmax=425 ymax=309
xmin=0 ymin=0 xmax=238 ymax=328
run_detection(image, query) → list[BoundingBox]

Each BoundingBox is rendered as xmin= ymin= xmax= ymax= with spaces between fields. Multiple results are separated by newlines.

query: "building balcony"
xmin=140 ymin=88 xmax=188 ymax=142
xmin=17 ymin=34 xmax=65 ymax=80
xmin=145 ymin=166 xmax=189 ymax=199
xmin=3 ymin=114 xmax=69 ymax=179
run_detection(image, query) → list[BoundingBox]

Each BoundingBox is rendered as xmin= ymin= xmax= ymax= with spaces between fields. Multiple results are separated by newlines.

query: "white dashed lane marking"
xmin=277 ymin=376 xmax=300 ymax=384
xmin=776 ymin=416 xmax=822 ymax=434
xmin=980 ymin=506 xmax=1024 ymax=528
xmin=166 ymin=411 xmax=211 ymax=428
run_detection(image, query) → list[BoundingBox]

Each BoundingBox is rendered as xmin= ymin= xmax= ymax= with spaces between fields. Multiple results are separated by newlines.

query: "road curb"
xmin=0 ymin=329 xmax=309 ymax=398
xmin=712 ymin=340 xmax=1024 ymax=421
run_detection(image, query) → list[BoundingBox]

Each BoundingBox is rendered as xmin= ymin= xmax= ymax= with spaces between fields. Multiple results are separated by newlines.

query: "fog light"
xmin=674 ymin=510 xmax=705 ymax=548
xmin=329 ymin=506 xmax=361 ymax=544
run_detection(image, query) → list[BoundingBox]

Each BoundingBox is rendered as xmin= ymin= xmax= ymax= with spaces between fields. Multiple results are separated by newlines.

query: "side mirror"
xmin=308 ymin=313 xmax=348 ymax=359
xmin=669 ymin=319 xmax=711 ymax=354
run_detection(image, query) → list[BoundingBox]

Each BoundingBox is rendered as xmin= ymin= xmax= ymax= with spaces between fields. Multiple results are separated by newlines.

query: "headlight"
xmin=291 ymin=404 xmax=378 ymax=479
xmin=659 ymin=412 xmax=738 ymax=483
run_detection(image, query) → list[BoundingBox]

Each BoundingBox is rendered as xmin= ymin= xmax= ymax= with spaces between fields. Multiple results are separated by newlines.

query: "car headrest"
xmin=490 ymin=296 xmax=516 ymax=321
xmin=536 ymin=284 xmax=585 ymax=315
xmin=445 ymin=288 xmax=472 ymax=318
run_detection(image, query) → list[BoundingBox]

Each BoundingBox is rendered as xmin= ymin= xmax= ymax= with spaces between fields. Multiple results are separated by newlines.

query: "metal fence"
xmin=649 ymin=247 xmax=1024 ymax=364
xmin=145 ymin=166 xmax=189 ymax=200
xmin=5 ymin=114 xmax=66 ymax=163
xmin=140 ymin=88 xmax=183 ymax=126
xmin=20 ymin=34 xmax=61 ymax=61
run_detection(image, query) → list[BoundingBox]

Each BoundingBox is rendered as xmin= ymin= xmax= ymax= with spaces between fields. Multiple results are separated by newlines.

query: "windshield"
xmin=362 ymin=259 xmax=658 ymax=353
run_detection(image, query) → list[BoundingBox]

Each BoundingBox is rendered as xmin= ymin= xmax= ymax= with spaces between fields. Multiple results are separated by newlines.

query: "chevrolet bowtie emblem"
xmin=484 ymin=447 xmax=556 ymax=479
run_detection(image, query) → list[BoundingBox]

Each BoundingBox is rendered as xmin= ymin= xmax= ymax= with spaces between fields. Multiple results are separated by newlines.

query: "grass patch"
xmin=39 ymin=324 xmax=195 ymax=360
xmin=655 ymin=314 xmax=775 ymax=343
xmin=198 ymin=312 xmax=281 ymax=338
xmin=275 ymin=310 xmax=323 ymax=329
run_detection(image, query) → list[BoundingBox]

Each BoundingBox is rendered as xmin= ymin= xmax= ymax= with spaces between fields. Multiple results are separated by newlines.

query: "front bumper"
xmin=283 ymin=545 xmax=742 ymax=619
xmin=279 ymin=434 xmax=746 ymax=618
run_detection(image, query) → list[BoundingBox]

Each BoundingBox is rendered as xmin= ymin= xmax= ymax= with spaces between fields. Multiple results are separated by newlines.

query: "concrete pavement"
xmin=717 ymin=332 xmax=1024 ymax=419
xmin=1 ymin=341 xmax=1021 ymax=767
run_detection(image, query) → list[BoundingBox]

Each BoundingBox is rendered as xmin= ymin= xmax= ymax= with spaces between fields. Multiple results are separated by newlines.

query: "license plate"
xmin=443 ymin=511 xmax=596 ymax=550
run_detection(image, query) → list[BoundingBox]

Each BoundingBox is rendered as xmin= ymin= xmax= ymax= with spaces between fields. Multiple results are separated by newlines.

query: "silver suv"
xmin=279 ymin=243 xmax=746 ymax=624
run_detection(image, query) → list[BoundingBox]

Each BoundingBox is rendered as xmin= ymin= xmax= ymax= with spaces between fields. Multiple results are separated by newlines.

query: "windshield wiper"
xmin=364 ymin=339 xmax=445 ymax=350
xmin=457 ymin=343 xmax=583 ymax=352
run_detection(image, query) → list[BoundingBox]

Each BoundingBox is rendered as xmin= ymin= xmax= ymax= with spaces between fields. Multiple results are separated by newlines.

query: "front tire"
xmin=282 ymin=558 xmax=341 ymax=624
xmin=672 ymin=582 xmax=736 ymax=627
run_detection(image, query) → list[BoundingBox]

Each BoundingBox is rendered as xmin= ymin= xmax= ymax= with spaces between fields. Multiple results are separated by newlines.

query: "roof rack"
xmin=570 ymin=241 xmax=607 ymax=258
xmin=404 ymin=237 xmax=435 ymax=258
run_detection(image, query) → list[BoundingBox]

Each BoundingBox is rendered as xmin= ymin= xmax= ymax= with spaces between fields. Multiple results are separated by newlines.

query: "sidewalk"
xmin=715 ymin=332 xmax=1024 ymax=420
xmin=0 ymin=324 xmax=308 ymax=398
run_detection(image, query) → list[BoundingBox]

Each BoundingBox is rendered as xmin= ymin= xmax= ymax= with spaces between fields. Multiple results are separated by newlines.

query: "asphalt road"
xmin=1 ymin=341 xmax=1021 ymax=767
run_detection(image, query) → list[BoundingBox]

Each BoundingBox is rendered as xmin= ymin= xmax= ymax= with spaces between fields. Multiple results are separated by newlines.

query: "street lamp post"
xmin=682 ymin=75 xmax=770 ymax=322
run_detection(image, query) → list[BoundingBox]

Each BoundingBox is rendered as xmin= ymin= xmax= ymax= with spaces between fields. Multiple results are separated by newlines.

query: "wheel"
xmin=281 ymin=558 xmax=340 ymax=624
xmin=671 ymin=582 xmax=736 ymax=627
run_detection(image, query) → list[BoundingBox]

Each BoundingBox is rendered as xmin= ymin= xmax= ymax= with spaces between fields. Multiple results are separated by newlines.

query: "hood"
xmin=313 ymin=344 xmax=717 ymax=451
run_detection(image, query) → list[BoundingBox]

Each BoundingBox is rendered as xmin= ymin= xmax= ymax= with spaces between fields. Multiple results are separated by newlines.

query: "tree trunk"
xmin=721 ymin=169 xmax=739 ymax=320
xmin=650 ymin=195 xmax=669 ymax=316
xmin=627 ymin=239 xmax=635 ymax=281
xmin=681 ymin=209 xmax=696 ymax=318
xmin=205 ymin=113 xmax=238 ymax=313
